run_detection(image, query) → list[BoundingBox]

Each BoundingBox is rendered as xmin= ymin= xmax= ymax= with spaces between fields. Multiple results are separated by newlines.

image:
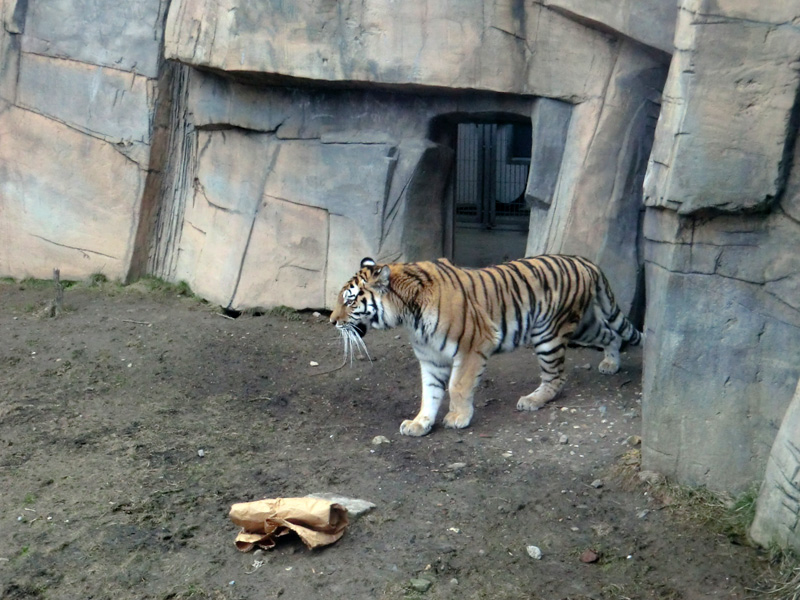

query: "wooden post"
xmin=51 ymin=268 xmax=63 ymax=318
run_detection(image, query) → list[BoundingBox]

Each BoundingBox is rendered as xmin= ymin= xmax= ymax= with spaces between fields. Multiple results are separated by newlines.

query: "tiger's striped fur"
xmin=330 ymin=255 xmax=642 ymax=437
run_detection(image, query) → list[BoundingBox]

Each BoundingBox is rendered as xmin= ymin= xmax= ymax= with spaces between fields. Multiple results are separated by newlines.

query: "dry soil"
xmin=0 ymin=279 xmax=769 ymax=599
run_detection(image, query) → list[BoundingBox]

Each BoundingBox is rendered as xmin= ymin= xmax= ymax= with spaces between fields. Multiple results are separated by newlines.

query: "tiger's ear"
xmin=378 ymin=265 xmax=390 ymax=286
xmin=360 ymin=257 xmax=376 ymax=268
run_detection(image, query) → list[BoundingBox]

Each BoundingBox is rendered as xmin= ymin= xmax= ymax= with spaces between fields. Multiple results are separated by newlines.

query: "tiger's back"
xmin=330 ymin=254 xmax=642 ymax=436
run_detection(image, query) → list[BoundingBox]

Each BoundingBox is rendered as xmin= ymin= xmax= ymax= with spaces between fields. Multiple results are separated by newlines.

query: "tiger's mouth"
xmin=353 ymin=322 xmax=368 ymax=338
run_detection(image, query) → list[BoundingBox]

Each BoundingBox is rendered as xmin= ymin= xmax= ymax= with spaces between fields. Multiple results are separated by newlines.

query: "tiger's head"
xmin=330 ymin=257 xmax=392 ymax=341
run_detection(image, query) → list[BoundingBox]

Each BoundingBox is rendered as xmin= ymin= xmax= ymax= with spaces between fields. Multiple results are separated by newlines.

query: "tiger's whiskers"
xmin=338 ymin=326 xmax=372 ymax=366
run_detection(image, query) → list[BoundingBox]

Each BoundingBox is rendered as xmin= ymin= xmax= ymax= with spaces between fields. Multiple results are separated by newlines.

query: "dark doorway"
xmin=452 ymin=122 xmax=531 ymax=266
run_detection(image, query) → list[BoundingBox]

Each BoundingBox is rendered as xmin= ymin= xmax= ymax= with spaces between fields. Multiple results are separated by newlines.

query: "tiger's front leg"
xmin=399 ymin=354 xmax=451 ymax=437
xmin=443 ymin=351 xmax=487 ymax=430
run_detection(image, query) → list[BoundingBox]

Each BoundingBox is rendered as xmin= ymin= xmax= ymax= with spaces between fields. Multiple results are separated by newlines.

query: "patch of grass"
xmin=22 ymin=493 xmax=35 ymax=506
xmin=611 ymin=450 xmax=758 ymax=544
xmin=267 ymin=305 xmax=302 ymax=321
xmin=652 ymin=482 xmax=759 ymax=544
xmin=134 ymin=276 xmax=197 ymax=298
xmin=756 ymin=550 xmax=800 ymax=600
xmin=19 ymin=276 xmax=77 ymax=289
xmin=87 ymin=272 xmax=109 ymax=286
xmin=19 ymin=277 xmax=56 ymax=289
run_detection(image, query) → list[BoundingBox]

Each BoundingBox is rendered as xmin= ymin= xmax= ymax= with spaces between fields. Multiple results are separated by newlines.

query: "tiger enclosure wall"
xmin=1 ymin=0 xmax=799 ymax=549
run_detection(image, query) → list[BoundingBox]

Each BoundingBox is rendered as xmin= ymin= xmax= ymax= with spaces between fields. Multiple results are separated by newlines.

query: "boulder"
xmin=23 ymin=0 xmax=165 ymax=78
xmin=164 ymin=0 xmax=617 ymax=101
xmin=0 ymin=106 xmax=145 ymax=280
xmin=17 ymin=52 xmax=154 ymax=166
xmin=642 ymin=207 xmax=800 ymax=491
xmin=639 ymin=0 xmax=800 ymax=492
xmin=524 ymin=98 xmax=573 ymax=208
xmin=0 ymin=0 xmax=165 ymax=282
xmin=542 ymin=0 xmax=677 ymax=55
xmin=750 ymin=379 xmax=800 ymax=554
xmin=527 ymin=40 xmax=667 ymax=313
xmin=644 ymin=0 xmax=800 ymax=214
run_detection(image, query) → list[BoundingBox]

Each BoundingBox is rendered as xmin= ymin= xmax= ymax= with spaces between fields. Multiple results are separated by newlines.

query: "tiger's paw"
xmin=517 ymin=388 xmax=558 ymax=411
xmin=598 ymin=358 xmax=619 ymax=375
xmin=400 ymin=418 xmax=432 ymax=437
xmin=443 ymin=409 xmax=473 ymax=430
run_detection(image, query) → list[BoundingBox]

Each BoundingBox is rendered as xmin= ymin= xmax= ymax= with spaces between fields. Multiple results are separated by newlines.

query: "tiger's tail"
xmin=595 ymin=271 xmax=642 ymax=347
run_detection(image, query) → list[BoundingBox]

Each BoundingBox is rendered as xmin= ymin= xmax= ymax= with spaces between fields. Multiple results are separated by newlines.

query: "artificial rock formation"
xmin=0 ymin=0 xmax=167 ymax=280
xmin=1 ymin=0 xmax=673 ymax=313
xmin=153 ymin=0 xmax=673 ymax=311
xmin=750 ymin=379 xmax=800 ymax=554
xmin=640 ymin=0 xmax=800 ymax=492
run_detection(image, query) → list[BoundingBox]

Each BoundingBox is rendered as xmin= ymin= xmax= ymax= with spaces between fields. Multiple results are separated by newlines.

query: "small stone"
xmin=638 ymin=470 xmax=665 ymax=486
xmin=580 ymin=549 xmax=599 ymax=563
xmin=312 ymin=311 xmax=321 ymax=318
xmin=409 ymin=578 xmax=433 ymax=593
xmin=559 ymin=434 xmax=569 ymax=445
xmin=309 ymin=361 xmax=319 ymax=367
xmin=590 ymin=479 xmax=604 ymax=489
xmin=449 ymin=578 xmax=459 ymax=585
xmin=197 ymin=449 xmax=205 ymax=458
xmin=371 ymin=435 xmax=390 ymax=445
xmin=626 ymin=435 xmax=642 ymax=446
xmin=308 ymin=493 xmax=376 ymax=517
xmin=637 ymin=509 xmax=650 ymax=519
xmin=446 ymin=462 xmax=467 ymax=471
xmin=526 ymin=545 xmax=543 ymax=559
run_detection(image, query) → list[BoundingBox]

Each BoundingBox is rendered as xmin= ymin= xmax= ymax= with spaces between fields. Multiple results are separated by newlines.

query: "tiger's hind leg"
xmin=517 ymin=335 xmax=569 ymax=412
xmin=571 ymin=304 xmax=622 ymax=375
xmin=597 ymin=334 xmax=622 ymax=375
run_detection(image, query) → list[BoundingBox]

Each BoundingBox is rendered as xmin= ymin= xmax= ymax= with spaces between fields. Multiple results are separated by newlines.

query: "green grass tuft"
xmin=267 ymin=305 xmax=302 ymax=321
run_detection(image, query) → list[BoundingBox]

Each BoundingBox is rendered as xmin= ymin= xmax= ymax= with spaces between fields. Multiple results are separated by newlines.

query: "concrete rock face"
xmin=164 ymin=0 xmax=622 ymax=100
xmin=750 ymin=379 xmax=800 ymax=554
xmin=640 ymin=0 xmax=800 ymax=493
xmin=2 ymin=0 xmax=670 ymax=313
xmin=0 ymin=0 xmax=166 ymax=280
xmin=644 ymin=0 xmax=800 ymax=215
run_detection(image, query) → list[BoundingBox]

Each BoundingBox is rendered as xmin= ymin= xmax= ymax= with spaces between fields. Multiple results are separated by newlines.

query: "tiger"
xmin=330 ymin=255 xmax=642 ymax=437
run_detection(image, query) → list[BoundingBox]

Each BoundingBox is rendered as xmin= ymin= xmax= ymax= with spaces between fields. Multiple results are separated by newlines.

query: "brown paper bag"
xmin=229 ymin=497 xmax=349 ymax=551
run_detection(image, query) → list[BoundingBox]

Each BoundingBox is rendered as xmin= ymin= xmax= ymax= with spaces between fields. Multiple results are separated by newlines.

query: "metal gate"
xmin=454 ymin=123 xmax=531 ymax=232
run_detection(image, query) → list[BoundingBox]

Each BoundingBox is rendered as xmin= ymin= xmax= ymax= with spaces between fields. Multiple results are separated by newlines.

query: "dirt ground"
xmin=0 ymin=279 xmax=772 ymax=599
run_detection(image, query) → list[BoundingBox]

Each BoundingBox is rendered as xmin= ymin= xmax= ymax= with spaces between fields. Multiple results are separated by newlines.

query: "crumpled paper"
xmin=229 ymin=497 xmax=349 ymax=551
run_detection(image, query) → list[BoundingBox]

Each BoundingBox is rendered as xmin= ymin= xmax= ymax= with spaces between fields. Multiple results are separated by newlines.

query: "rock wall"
xmin=1 ymin=0 xmax=673 ymax=314
xmin=640 ymin=0 xmax=800 ymax=492
xmin=150 ymin=0 xmax=673 ymax=311
xmin=0 ymin=0 xmax=168 ymax=281
xmin=142 ymin=70 xmax=533 ymax=309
